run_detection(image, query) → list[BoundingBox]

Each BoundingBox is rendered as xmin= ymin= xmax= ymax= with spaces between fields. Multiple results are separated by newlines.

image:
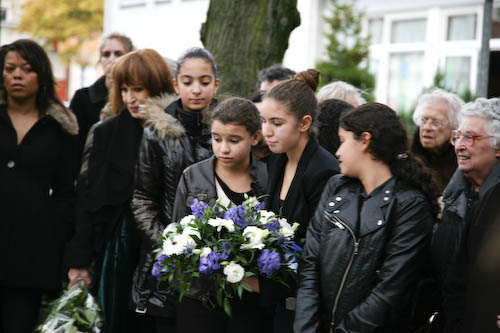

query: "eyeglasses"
xmin=450 ymin=130 xmax=491 ymax=146
xmin=419 ymin=116 xmax=448 ymax=130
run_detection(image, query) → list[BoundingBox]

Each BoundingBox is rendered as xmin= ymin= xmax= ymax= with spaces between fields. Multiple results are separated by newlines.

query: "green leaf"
xmin=237 ymin=284 xmax=243 ymax=299
xmin=241 ymin=282 xmax=253 ymax=293
xmin=223 ymin=297 xmax=232 ymax=317
xmin=216 ymin=288 xmax=223 ymax=306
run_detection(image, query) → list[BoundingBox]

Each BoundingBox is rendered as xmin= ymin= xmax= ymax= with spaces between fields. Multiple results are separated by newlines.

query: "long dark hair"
xmin=0 ymin=39 xmax=63 ymax=113
xmin=340 ymin=103 xmax=439 ymax=218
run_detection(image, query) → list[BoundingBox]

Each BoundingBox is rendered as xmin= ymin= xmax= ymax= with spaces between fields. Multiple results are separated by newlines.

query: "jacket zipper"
xmin=323 ymin=211 xmax=359 ymax=332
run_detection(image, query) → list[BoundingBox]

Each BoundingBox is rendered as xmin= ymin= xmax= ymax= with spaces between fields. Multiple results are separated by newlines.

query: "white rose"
xmin=179 ymin=215 xmax=196 ymax=227
xmin=259 ymin=210 xmax=276 ymax=225
xmin=162 ymin=223 xmax=179 ymax=237
xmin=200 ymin=247 xmax=212 ymax=257
xmin=207 ymin=218 xmax=235 ymax=232
xmin=175 ymin=233 xmax=197 ymax=251
xmin=278 ymin=218 xmax=294 ymax=238
xmin=240 ymin=226 xmax=269 ymax=250
xmin=223 ymin=262 xmax=245 ymax=283
xmin=244 ymin=196 xmax=259 ymax=209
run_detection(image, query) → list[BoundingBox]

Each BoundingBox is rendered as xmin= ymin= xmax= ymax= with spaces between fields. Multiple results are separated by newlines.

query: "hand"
xmin=497 ymin=314 xmax=500 ymax=328
xmin=68 ymin=268 xmax=91 ymax=289
xmin=242 ymin=276 xmax=260 ymax=293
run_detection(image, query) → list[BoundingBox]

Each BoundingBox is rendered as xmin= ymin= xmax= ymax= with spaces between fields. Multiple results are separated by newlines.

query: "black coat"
xmin=265 ymin=138 xmax=340 ymax=239
xmin=0 ymin=100 xmax=78 ymax=290
xmin=295 ymin=175 xmax=434 ymax=332
xmin=70 ymin=76 xmax=108 ymax=163
xmin=442 ymin=163 xmax=500 ymax=332
xmin=130 ymin=98 xmax=213 ymax=317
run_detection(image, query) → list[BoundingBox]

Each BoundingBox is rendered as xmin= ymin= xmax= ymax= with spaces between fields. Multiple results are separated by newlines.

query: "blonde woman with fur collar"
xmin=65 ymin=49 xmax=180 ymax=333
xmin=0 ymin=39 xmax=79 ymax=333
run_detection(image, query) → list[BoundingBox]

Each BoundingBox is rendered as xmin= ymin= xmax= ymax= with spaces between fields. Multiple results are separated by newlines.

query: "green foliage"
xmin=316 ymin=0 xmax=375 ymax=101
xmin=398 ymin=70 xmax=477 ymax=136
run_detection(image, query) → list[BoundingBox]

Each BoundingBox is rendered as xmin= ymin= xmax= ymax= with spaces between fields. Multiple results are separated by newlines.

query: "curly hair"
xmin=340 ymin=103 xmax=439 ymax=218
xmin=413 ymin=88 xmax=464 ymax=129
xmin=460 ymin=97 xmax=500 ymax=149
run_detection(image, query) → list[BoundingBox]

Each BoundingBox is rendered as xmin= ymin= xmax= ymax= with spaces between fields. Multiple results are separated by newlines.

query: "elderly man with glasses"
xmin=430 ymin=98 xmax=500 ymax=332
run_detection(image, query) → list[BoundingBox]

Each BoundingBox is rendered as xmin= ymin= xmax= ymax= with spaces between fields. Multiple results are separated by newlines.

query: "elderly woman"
xmin=411 ymin=88 xmax=464 ymax=193
xmin=0 ymin=39 xmax=78 ymax=333
xmin=432 ymin=98 xmax=500 ymax=332
xmin=316 ymin=80 xmax=366 ymax=107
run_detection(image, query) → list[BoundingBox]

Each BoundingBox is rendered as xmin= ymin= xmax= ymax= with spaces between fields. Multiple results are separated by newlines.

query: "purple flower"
xmin=291 ymin=243 xmax=303 ymax=252
xmin=191 ymin=198 xmax=208 ymax=219
xmin=224 ymin=205 xmax=246 ymax=229
xmin=152 ymin=254 xmax=169 ymax=280
xmin=199 ymin=252 xmax=226 ymax=275
xmin=258 ymin=249 xmax=281 ymax=276
xmin=256 ymin=202 xmax=266 ymax=210
xmin=221 ymin=241 xmax=233 ymax=254
xmin=265 ymin=219 xmax=281 ymax=233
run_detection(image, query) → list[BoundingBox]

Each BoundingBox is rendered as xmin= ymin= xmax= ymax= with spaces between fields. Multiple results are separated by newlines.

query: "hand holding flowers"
xmin=152 ymin=196 xmax=302 ymax=316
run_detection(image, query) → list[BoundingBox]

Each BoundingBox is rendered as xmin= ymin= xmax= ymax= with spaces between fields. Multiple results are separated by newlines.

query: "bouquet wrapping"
xmin=37 ymin=280 xmax=103 ymax=333
xmin=152 ymin=196 xmax=302 ymax=316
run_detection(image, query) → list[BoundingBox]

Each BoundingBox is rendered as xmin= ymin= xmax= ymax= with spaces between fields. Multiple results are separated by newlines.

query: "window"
xmin=444 ymin=56 xmax=471 ymax=94
xmin=447 ymin=14 xmax=476 ymax=41
xmin=368 ymin=18 xmax=383 ymax=44
xmin=388 ymin=52 xmax=425 ymax=111
xmin=0 ymin=7 xmax=6 ymax=21
xmin=120 ymin=0 xmax=146 ymax=7
xmin=391 ymin=19 xmax=426 ymax=43
xmin=492 ymin=8 xmax=500 ymax=38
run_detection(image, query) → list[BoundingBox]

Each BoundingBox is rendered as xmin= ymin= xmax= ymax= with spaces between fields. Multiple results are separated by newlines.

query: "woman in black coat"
xmin=259 ymin=69 xmax=340 ymax=333
xmin=69 ymin=33 xmax=134 ymax=161
xmin=65 ymin=49 xmax=177 ymax=333
xmin=295 ymin=103 xmax=438 ymax=332
xmin=0 ymin=39 xmax=79 ymax=333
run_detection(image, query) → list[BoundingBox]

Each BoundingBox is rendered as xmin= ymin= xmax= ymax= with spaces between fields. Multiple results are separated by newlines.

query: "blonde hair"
xmin=110 ymin=49 xmax=174 ymax=114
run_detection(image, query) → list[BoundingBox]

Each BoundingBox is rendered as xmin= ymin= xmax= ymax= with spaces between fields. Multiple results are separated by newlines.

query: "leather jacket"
xmin=130 ymin=97 xmax=212 ymax=317
xmin=295 ymin=175 xmax=433 ymax=333
xmin=172 ymin=155 xmax=268 ymax=222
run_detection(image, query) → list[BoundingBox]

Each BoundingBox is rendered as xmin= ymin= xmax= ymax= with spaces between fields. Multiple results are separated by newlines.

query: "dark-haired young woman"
xmin=294 ymin=103 xmax=437 ymax=332
xmin=0 ymin=39 xmax=78 ymax=332
xmin=260 ymin=69 xmax=340 ymax=333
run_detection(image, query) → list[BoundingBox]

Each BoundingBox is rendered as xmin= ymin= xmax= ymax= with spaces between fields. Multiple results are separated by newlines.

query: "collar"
xmin=88 ymin=75 xmax=108 ymax=104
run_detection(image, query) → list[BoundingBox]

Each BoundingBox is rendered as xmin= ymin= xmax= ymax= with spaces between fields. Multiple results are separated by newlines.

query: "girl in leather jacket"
xmin=294 ymin=103 xmax=438 ymax=333
xmin=172 ymin=97 xmax=268 ymax=333
xmin=130 ymin=47 xmax=219 ymax=331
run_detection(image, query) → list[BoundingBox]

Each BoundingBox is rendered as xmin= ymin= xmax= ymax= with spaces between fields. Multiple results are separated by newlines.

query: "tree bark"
xmin=201 ymin=0 xmax=300 ymax=98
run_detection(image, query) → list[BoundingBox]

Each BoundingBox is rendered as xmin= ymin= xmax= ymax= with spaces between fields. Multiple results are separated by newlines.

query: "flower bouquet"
xmin=152 ymin=196 xmax=302 ymax=316
xmin=37 ymin=280 xmax=103 ymax=333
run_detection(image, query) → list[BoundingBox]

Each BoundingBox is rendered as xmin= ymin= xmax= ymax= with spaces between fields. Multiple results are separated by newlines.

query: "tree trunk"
xmin=201 ymin=0 xmax=300 ymax=98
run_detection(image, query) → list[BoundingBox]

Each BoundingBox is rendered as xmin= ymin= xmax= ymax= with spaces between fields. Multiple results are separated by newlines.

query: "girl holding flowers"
xmin=170 ymin=97 xmax=269 ymax=332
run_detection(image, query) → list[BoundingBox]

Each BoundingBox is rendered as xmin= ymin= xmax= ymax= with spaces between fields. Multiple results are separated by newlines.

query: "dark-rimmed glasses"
xmin=450 ymin=130 xmax=491 ymax=146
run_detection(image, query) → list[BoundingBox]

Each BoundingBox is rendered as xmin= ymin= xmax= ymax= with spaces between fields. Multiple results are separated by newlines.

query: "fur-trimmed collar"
xmin=0 ymin=90 xmax=78 ymax=135
xmin=99 ymin=93 xmax=183 ymax=139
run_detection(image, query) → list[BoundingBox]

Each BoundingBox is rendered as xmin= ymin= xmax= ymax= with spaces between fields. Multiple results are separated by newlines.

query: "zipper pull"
xmin=354 ymin=242 xmax=359 ymax=255
xmin=335 ymin=222 xmax=345 ymax=230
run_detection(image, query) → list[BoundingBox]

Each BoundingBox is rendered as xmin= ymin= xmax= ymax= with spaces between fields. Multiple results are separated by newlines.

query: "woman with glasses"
xmin=70 ymin=33 xmax=135 ymax=162
xmin=432 ymin=97 xmax=500 ymax=332
xmin=411 ymin=88 xmax=464 ymax=193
